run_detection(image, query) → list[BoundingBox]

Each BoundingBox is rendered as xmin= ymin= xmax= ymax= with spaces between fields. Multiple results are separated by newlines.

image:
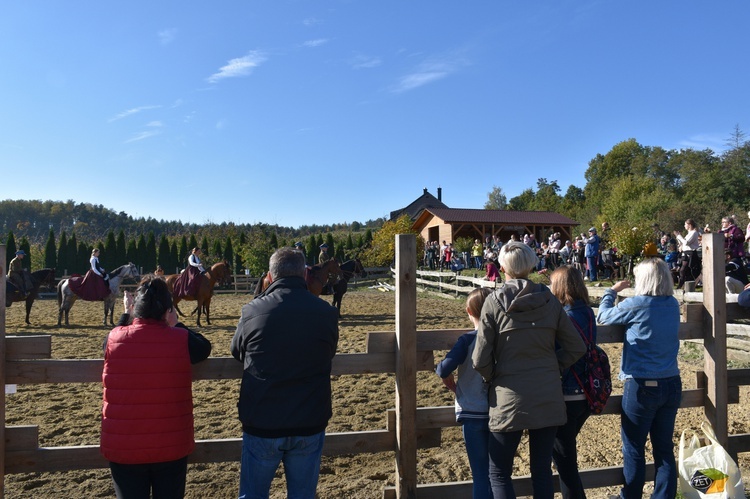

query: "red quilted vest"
xmin=101 ymin=319 xmax=195 ymax=464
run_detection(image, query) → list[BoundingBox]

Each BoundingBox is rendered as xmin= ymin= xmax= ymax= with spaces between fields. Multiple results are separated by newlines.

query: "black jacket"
xmin=231 ymin=276 xmax=339 ymax=438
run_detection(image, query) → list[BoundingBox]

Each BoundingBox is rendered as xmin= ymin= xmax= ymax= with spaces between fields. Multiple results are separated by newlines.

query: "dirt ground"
xmin=3 ymin=288 xmax=750 ymax=498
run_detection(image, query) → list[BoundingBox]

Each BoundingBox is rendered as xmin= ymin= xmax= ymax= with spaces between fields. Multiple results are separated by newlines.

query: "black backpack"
xmin=570 ymin=307 xmax=612 ymax=414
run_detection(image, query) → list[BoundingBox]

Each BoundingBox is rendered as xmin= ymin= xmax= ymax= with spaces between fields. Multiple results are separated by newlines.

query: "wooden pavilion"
xmin=412 ymin=207 xmax=579 ymax=244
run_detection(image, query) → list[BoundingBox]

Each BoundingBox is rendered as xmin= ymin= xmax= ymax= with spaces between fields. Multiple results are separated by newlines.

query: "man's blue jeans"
xmin=620 ymin=376 xmax=682 ymax=499
xmin=462 ymin=418 xmax=492 ymax=499
xmin=239 ymin=431 xmax=325 ymax=499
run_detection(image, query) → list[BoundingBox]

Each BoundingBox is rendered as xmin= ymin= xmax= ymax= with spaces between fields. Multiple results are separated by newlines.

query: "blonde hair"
xmin=499 ymin=241 xmax=538 ymax=279
xmin=549 ymin=265 xmax=590 ymax=306
xmin=466 ymin=288 xmax=493 ymax=319
xmin=634 ymin=258 xmax=674 ymax=297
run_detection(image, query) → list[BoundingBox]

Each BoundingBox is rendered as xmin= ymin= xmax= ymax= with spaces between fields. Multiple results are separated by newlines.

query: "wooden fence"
xmin=0 ymin=234 xmax=747 ymax=498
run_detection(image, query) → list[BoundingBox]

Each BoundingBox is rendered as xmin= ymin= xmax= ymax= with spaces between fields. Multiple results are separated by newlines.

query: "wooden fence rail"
xmin=1 ymin=235 xmax=748 ymax=499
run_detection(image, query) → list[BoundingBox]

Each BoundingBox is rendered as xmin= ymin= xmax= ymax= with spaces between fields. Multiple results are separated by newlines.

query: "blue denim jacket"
xmin=596 ymin=289 xmax=680 ymax=380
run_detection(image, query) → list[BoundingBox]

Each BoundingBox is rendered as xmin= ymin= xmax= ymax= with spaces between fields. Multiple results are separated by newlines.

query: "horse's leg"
xmin=173 ymin=297 xmax=185 ymax=317
xmin=196 ymin=298 xmax=202 ymax=327
xmin=204 ymin=296 xmax=211 ymax=325
xmin=25 ymin=297 xmax=33 ymax=325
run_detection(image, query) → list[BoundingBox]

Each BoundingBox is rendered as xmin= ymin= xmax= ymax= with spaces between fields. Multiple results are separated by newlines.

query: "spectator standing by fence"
xmin=597 ymin=258 xmax=681 ymax=499
xmin=472 ymin=241 xmax=585 ymax=499
xmin=101 ymin=277 xmax=212 ymax=499
xmin=435 ymin=287 xmax=494 ymax=499
xmin=231 ymin=247 xmax=339 ymax=498
xmin=549 ymin=266 xmax=597 ymax=499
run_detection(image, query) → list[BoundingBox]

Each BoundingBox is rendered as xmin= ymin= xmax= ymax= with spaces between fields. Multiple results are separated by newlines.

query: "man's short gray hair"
xmin=499 ymin=241 xmax=538 ymax=279
xmin=269 ymin=247 xmax=305 ymax=279
xmin=634 ymin=257 xmax=674 ymax=297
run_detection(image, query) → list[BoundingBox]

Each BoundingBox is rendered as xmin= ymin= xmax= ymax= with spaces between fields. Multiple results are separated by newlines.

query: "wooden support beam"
xmin=701 ymin=233 xmax=729 ymax=446
xmin=5 ymin=336 xmax=51 ymax=360
xmin=394 ymin=234 xmax=417 ymax=499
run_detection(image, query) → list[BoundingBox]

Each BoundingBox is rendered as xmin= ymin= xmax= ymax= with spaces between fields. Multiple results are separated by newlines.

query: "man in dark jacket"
xmin=231 ymin=246 xmax=339 ymax=498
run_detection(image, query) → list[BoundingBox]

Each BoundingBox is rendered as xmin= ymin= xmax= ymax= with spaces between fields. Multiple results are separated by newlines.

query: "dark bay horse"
xmin=305 ymin=259 xmax=342 ymax=297
xmin=164 ymin=261 xmax=232 ymax=327
xmin=320 ymin=259 xmax=366 ymax=316
xmin=57 ymin=263 xmax=140 ymax=326
xmin=5 ymin=268 xmax=56 ymax=324
xmin=252 ymin=259 xmax=343 ymax=298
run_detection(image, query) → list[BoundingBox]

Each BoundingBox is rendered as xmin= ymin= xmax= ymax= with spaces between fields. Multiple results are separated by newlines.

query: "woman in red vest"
xmin=101 ymin=275 xmax=211 ymax=498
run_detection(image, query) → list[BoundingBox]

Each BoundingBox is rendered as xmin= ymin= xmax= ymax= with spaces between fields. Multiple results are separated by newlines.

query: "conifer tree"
xmin=58 ymin=231 xmax=69 ymax=274
xmin=19 ymin=237 xmax=31 ymax=271
xmin=145 ymin=232 xmax=157 ymax=272
xmin=126 ymin=239 xmax=138 ymax=267
xmin=179 ymin=236 xmax=188 ymax=266
xmin=170 ymin=241 xmax=178 ymax=273
xmin=116 ymin=230 xmax=127 ymax=263
xmin=158 ymin=235 xmax=171 ymax=270
xmin=45 ymin=228 xmax=57 ymax=269
xmin=104 ymin=231 xmax=117 ymax=269
xmin=224 ymin=236 xmax=234 ymax=268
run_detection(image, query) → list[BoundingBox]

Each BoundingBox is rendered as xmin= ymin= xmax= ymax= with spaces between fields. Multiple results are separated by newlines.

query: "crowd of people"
xmin=436 ymin=242 xmax=683 ymax=499
xmin=94 ymin=214 xmax=750 ymax=498
xmin=424 ymin=212 xmax=750 ymax=296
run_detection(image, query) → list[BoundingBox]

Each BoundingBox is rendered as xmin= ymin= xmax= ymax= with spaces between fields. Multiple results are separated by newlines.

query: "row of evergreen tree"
xmin=4 ymin=227 xmax=374 ymax=278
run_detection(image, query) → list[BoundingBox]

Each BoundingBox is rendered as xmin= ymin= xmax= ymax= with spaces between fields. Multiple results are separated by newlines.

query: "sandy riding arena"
xmin=4 ymin=289 xmax=750 ymax=498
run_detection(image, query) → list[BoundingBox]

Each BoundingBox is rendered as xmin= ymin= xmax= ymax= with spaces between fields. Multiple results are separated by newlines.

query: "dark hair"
xmin=133 ymin=275 xmax=173 ymax=320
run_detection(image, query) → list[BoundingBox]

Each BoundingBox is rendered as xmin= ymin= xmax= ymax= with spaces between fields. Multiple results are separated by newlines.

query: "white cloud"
xmin=351 ymin=54 xmax=382 ymax=69
xmin=207 ymin=51 xmax=267 ymax=83
xmin=678 ymin=134 xmax=725 ymax=152
xmin=158 ymin=28 xmax=177 ymax=45
xmin=108 ymin=105 xmax=161 ymax=122
xmin=303 ymin=38 xmax=328 ymax=48
xmin=303 ymin=17 xmax=321 ymax=27
xmin=124 ymin=130 xmax=161 ymax=143
xmin=391 ymin=56 xmax=467 ymax=93
xmin=216 ymin=120 xmax=227 ymax=130
xmin=146 ymin=121 xmax=163 ymax=127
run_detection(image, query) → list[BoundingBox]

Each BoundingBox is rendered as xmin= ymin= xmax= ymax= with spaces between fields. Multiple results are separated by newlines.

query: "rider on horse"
xmin=8 ymin=250 xmax=32 ymax=297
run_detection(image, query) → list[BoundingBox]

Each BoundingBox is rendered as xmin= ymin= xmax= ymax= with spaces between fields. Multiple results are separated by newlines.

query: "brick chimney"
xmin=437 ymin=187 xmax=442 ymax=201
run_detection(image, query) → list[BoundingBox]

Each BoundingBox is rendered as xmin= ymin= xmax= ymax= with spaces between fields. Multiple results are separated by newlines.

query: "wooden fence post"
xmin=394 ymin=235 xmax=417 ymax=499
xmin=702 ymin=233 xmax=728 ymax=445
xmin=1 ymin=245 xmax=7 ymax=498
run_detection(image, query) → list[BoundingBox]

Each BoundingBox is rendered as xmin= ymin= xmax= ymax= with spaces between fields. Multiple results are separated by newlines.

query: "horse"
xmin=305 ymin=259 xmax=343 ymax=297
xmin=5 ymin=268 xmax=57 ymax=325
xmin=320 ymin=259 xmax=366 ymax=316
xmin=57 ymin=263 xmax=141 ymax=326
xmin=252 ymin=259 xmax=343 ymax=298
xmin=164 ymin=260 xmax=232 ymax=327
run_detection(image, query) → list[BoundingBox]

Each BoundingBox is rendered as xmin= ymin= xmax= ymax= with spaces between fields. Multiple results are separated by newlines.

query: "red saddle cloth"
xmin=67 ymin=270 xmax=111 ymax=301
xmin=172 ymin=266 xmax=203 ymax=300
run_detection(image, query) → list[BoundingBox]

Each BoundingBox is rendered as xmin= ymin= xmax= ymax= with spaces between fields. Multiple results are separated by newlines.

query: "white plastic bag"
xmin=678 ymin=421 xmax=745 ymax=498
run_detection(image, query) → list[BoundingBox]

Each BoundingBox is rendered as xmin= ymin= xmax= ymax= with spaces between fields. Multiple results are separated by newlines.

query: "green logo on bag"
xmin=690 ymin=469 xmax=728 ymax=494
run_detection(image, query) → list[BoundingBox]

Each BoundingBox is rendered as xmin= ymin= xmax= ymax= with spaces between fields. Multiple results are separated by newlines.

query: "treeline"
xmin=0 ymin=199 xmax=384 ymax=250
xmin=0 ymin=200 xmax=384 ymax=275
xmin=2 ymin=226 xmax=374 ymax=278
xmin=488 ymin=128 xmax=750 ymax=251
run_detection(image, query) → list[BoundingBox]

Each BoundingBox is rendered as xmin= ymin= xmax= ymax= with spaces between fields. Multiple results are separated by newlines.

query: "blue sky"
xmin=2 ymin=1 xmax=748 ymax=229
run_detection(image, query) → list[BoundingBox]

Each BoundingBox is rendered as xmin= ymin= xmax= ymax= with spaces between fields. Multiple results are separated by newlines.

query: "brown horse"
xmin=164 ymin=260 xmax=232 ymax=327
xmin=252 ymin=259 xmax=343 ymax=298
xmin=6 ymin=268 xmax=56 ymax=324
xmin=305 ymin=259 xmax=343 ymax=297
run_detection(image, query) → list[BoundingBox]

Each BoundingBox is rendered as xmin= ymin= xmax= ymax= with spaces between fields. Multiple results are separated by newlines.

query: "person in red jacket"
xmin=101 ymin=275 xmax=211 ymax=499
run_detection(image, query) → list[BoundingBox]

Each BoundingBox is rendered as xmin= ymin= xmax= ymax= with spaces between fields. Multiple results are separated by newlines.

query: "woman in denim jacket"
xmin=597 ymin=258 xmax=681 ymax=499
xmin=549 ymin=266 xmax=597 ymax=499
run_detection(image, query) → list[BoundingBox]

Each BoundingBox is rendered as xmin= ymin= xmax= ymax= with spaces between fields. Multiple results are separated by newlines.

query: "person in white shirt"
xmin=188 ymin=247 xmax=206 ymax=273
xmin=673 ymin=219 xmax=700 ymax=289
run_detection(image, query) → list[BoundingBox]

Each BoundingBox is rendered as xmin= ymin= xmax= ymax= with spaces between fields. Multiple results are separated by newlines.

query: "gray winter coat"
xmin=472 ymin=279 xmax=586 ymax=432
